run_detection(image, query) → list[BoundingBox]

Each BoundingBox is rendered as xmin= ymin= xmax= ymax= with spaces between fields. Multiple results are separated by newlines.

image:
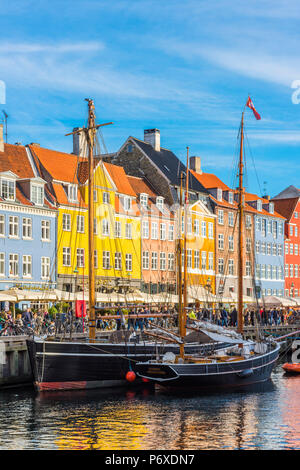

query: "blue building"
xmin=246 ymin=194 xmax=285 ymax=298
xmin=0 ymin=138 xmax=57 ymax=308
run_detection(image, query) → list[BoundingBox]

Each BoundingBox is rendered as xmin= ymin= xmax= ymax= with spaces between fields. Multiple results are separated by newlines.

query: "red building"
xmin=272 ymin=186 xmax=300 ymax=297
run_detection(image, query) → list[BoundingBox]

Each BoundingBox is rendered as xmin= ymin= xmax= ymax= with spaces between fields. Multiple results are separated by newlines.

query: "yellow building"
xmin=182 ymin=199 xmax=216 ymax=301
xmin=28 ymin=145 xmax=141 ymax=293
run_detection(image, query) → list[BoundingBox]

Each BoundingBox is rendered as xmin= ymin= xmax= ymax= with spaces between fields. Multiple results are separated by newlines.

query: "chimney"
xmin=73 ymin=127 xmax=87 ymax=157
xmin=190 ymin=156 xmax=202 ymax=174
xmin=144 ymin=129 xmax=160 ymax=152
xmin=30 ymin=142 xmax=40 ymax=147
xmin=0 ymin=124 xmax=4 ymax=152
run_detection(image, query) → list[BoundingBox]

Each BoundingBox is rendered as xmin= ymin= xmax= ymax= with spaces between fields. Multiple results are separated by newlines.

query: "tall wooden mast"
xmin=66 ymin=99 xmax=113 ymax=343
xmin=237 ymin=112 xmax=245 ymax=335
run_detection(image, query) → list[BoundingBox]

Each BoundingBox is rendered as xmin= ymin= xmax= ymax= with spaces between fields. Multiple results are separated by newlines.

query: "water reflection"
xmin=0 ymin=363 xmax=299 ymax=450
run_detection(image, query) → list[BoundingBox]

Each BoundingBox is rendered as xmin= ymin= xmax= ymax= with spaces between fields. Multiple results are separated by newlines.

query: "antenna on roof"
xmin=2 ymin=110 xmax=8 ymax=143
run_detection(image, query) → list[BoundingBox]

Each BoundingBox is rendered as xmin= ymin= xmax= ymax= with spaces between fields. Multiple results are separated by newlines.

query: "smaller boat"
xmin=282 ymin=363 xmax=300 ymax=374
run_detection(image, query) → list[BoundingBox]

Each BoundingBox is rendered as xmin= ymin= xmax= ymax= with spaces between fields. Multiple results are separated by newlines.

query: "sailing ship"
xmin=135 ymin=98 xmax=282 ymax=390
xmin=26 ymin=99 xmax=228 ymax=392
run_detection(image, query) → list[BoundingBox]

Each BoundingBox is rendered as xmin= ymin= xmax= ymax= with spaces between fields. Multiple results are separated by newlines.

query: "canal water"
xmin=0 ymin=360 xmax=299 ymax=450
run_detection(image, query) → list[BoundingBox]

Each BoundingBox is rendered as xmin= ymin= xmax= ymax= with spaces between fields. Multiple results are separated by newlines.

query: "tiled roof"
xmin=190 ymin=170 xmax=231 ymax=191
xmin=131 ymin=137 xmax=208 ymax=194
xmin=271 ymin=198 xmax=298 ymax=222
xmin=103 ymin=162 xmax=136 ymax=197
xmin=29 ymin=145 xmax=84 ymax=184
xmin=273 ymin=185 xmax=300 ymax=200
xmin=0 ymin=144 xmax=35 ymax=178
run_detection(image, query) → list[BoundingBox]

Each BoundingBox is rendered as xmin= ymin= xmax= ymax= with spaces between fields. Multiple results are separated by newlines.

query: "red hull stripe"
xmin=37 ymin=381 xmax=87 ymax=391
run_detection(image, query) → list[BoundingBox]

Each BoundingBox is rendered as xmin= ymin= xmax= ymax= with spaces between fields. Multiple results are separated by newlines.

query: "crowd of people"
xmin=0 ymin=304 xmax=299 ymax=336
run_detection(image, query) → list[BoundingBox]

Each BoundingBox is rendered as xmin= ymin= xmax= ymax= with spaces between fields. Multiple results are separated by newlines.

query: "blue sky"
xmin=0 ymin=0 xmax=300 ymax=197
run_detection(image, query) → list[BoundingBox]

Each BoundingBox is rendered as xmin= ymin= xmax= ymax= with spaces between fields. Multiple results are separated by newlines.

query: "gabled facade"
xmin=245 ymin=193 xmax=285 ymax=298
xmin=127 ymin=175 xmax=176 ymax=295
xmin=29 ymin=144 xmax=141 ymax=293
xmin=0 ymin=140 xmax=57 ymax=292
xmin=272 ymin=186 xmax=300 ymax=297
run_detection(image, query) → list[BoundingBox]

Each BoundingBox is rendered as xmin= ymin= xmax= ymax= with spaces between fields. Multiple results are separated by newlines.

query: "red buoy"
xmin=126 ymin=371 xmax=136 ymax=382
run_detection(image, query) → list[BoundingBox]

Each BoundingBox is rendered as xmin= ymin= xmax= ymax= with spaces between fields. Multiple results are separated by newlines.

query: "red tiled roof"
xmin=190 ymin=170 xmax=231 ymax=191
xmin=0 ymin=144 xmax=35 ymax=178
xmin=271 ymin=198 xmax=298 ymax=222
xmin=103 ymin=162 xmax=136 ymax=197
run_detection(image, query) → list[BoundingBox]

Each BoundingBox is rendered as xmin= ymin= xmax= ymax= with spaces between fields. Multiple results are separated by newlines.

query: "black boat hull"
xmin=135 ymin=344 xmax=280 ymax=391
xmin=26 ymin=339 xmax=226 ymax=392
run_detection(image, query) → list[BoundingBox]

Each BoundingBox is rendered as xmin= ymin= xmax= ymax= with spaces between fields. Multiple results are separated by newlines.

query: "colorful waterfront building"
xmin=245 ymin=193 xmax=285 ymax=298
xmin=0 ymin=134 xmax=57 ymax=300
xmin=272 ymin=186 xmax=300 ymax=298
xmin=127 ymin=175 xmax=176 ymax=296
xmin=28 ymin=143 xmax=141 ymax=294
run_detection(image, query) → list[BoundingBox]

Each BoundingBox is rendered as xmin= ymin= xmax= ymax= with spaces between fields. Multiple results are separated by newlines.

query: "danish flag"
xmin=246 ymin=97 xmax=261 ymax=120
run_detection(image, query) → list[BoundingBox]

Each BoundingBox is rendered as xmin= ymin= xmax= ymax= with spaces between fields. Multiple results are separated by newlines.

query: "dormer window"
xmin=228 ymin=191 xmax=233 ymax=204
xmin=257 ymin=200 xmax=262 ymax=211
xmin=269 ymin=202 xmax=274 ymax=214
xmin=31 ymin=184 xmax=44 ymax=206
xmin=68 ymin=184 xmax=78 ymax=202
xmin=123 ymin=196 xmax=132 ymax=211
xmin=140 ymin=193 xmax=148 ymax=208
xmin=217 ymin=188 xmax=222 ymax=201
xmin=1 ymin=179 xmax=15 ymax=201
xmin=156 ymin=196 xmax=164 ymax=210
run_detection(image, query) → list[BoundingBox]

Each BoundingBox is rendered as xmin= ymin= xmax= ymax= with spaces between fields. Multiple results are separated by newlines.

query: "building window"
xmin=208 ymin=222 xmax=214 ymax=239
xmin=228 ymin=212 xmax=234 ymax=227
xmin=67 ymin=184 xmax=77 ymax=202
xmin=0 ymin=215 xmax=4 ymax=236
xmin=228 ymin=235 xmax=234 ymax=251
xmin=115 ymin=221 xmax=121 ymax=238
xmin=290 ymin=225 xmax=293 ymax=236
xmin=93 ymin=189 xmax=98 ymax=202
xmin=256 ymin=241 xmax=260 ymax=254
xmin=142 ymin=251 xmax=149 ymax=270
xmin=63 ymin=213 xmax=71 ymax=231
xmin=94 ymin=218 xmax=98 ymax=235
xmin=290 ymin=244 xmax=294 ymax=255
xmin=31 ymin=184 xmax=44 ymax=205
xmin=201 ymin=221 xmax=207 ymax=237
xmin=115 ymin=252 xmax=122 ymax=270
xmin=41 ymin=220 xmax=50 ymax=241
xmin=125 ymin=253 xmax=132 ymax=272
xmin=77 ymin=215 xmax=85 ymax=233
xmin=168 ymin=253 xmax=175 ymax=271
xmin=41 ymin=257 xmax=50 ymax=279
xmin=218 ymin=209 xmax=224 ymax=225
xmin=201 ymin=251 xmax=207 ymax=270
xmin=218 ymin=234 xmax=224 ymax=250
xmin=168 ymin=224 xmax=174 ymax=241
xmin=151 ymin=252 xmax=158 ymax=270
xmin=194 ymin=219 xmax=199 ymax=236
xmin=23 ymin=255 xmax=32 ymax=277
xmin=228 ymin=192 xmax=234 ymax=204
xmin=208 ymin=252 xmax=214 ymax=270
xmin=22 ymin=218 xmax=32 ymax=239
xmin=102 ymin=219 xmax=110 ymax=237
xmin=160 ymin=252 xmax=166 ymax=270
xmin=76 ymin=248 xmax=85 ymax=268
xmin=9 ymin=216 xmax=18 ymax=238
xmin=140 ymin=194 xmax=148 ymax=208
xmin=142 ymin=220 xmax=149 ymax=239
xmin=187 ymin=217 xmax=192 ymax=235
xmin=272 ymin=243 xmax=277 ymax=256
xmin=102 ymin=251 xmax=110 ymax=270
xmin=194 ymin=250 xmax=200 ymax=269
xmin=187 ymin=249 xmax=192 ymax=268
xmin=245 ymin=261 xmax=251 ymax=276
xmin=267 ymin=243 xmax=271 ymax=256
xmin=228 ymin=259 xmax=234 ymax=275
xmin=261 ymin=242 xmax=266 ymax=255
xmin=151 ymin=222 xmax=158 ymax=240
xmin=156 ymin=197 xmax=164 ymax=211
xmin=123 ymin=197 xmax=132 ymax=211
xmin=257 ymin=200 xmax=262 ymax=211
xmin=245 ymin=215 xmax=252 ymax=228
xmin=1 ymin=179 xmax=15 ymax=201
xmin=160 ymin=223 xmax=166 ymax=240
xmin=218 ymin=258 xmax=224 ymax=274
xmin=0 ymin=253 xmax=4 ymax=276
xmin=9 ymin=253 xmax=19 ymax=277
xmin=246 ymin=238 xmax=251 ymax=253
xmin=63 ymin=247 xmax=71 ymax=266
xmin=217 ymin=188 xmax=222 ymax=201
xmin=94 ymin=250 xmax=98 ymax=269
xmin=103 ymin=192 xmax=110 ymax=204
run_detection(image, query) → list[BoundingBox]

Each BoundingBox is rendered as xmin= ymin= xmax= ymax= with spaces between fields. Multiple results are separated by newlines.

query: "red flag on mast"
xmin=246 ymin=97 xmax=261 ymax=120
